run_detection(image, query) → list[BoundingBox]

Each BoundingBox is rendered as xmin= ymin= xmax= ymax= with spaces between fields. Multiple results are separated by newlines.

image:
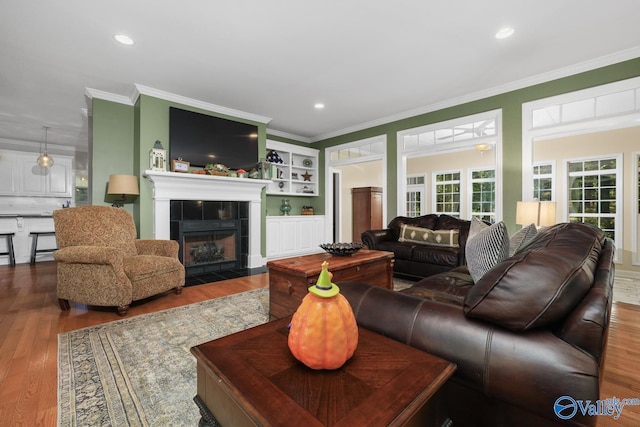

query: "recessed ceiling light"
xmin=114 ymin=34 xmax=134 ymax=45
xmin=314 ymin=103 xmax=325 ymax=110
xmin=495 ymin=27 xmax=515 ymax=39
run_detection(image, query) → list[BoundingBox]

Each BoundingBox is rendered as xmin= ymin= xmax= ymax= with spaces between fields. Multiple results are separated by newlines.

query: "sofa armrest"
xmin=135 ymin=239 xmax=179 ymax=258
xmin=339 ymin=281 xmax=599 ymax=425
xmin=361 ymin=229 xmax=394 ymax=249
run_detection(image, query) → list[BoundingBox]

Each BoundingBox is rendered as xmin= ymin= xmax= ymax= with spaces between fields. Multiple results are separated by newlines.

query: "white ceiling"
xmin=1 ymin=1 xmax=640 ymax=150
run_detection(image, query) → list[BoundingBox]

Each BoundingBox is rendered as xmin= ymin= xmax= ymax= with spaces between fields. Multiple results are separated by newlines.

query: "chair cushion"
xmin=465 ymin=218 xmax=509 ymax=282
xmin=124 ymin=255 xmax=184 ymax=282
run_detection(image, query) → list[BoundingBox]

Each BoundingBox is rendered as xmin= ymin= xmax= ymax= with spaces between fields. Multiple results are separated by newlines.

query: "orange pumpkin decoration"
xmin=288 ymin=261 xmax=359 ymax=370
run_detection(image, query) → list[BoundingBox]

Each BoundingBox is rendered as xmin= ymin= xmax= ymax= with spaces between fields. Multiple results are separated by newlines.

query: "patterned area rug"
xmin=57 ymin=288 xmax=269 ymax=427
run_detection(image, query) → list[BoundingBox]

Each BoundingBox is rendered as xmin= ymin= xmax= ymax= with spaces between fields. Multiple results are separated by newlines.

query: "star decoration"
xmin=302 ymin=171 xmax=312 ymax=181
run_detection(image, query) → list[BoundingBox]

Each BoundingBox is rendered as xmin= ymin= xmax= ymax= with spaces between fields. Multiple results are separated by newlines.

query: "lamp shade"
xmin=107 ymin=175 xmax=139 ymax=196
xmin=516 ymin=201 xmax=539 ymax=225
xmin=516 ymin=200 xmax=557 ymax=227
xmin=538 ymin=201 xmax=557 ymax=227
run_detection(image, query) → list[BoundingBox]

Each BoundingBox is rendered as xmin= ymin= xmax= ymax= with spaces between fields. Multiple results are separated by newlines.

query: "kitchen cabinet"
xmin=0 ymin=150 xmax=73 ymax=197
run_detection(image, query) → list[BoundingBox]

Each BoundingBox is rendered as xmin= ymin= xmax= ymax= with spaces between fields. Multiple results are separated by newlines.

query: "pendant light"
xmin=37 ymin=126 xmax=54 ymax=168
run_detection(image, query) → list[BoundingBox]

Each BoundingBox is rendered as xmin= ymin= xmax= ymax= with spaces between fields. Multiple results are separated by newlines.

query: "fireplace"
xmin=170 ymin=200 xmax=248 ymax=275
xmin=144 ymin=170 xmax=270 ymax=269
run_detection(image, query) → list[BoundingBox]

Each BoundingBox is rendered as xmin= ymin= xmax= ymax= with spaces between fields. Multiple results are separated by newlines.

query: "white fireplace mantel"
xmin=143 ymin=170 xmax=271 ymax=268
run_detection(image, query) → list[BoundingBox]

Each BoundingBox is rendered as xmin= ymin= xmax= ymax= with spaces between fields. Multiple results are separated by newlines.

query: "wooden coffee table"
xmin=267 ymin=249 xmax=394 ymax=319
xmin=191 ymin=316 xmax=455 ymax=427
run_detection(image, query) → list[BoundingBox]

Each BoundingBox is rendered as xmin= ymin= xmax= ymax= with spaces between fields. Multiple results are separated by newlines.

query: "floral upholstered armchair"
xmin=53 ymin=205 xmax=185 ymax=315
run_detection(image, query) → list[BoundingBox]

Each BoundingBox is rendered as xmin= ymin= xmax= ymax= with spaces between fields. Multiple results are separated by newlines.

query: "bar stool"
xmin=0 ymin=233 xmax=16 ymax=266
xmin=30 ymin=231 xmax=57 ymax=264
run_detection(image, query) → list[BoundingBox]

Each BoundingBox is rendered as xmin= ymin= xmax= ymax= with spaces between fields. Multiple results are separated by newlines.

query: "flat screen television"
xmin=169 ymin=107 xmax=259 ymax=170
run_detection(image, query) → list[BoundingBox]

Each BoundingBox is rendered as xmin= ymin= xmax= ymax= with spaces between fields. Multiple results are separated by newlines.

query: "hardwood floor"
xmin=0 ymin=261 xmax=638 ymax=426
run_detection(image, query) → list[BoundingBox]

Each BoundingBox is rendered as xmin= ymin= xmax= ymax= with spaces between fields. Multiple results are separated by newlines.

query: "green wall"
xmin=90 ymin=99 xmax=137 ymax=227
xmin=312 ymin=57 xmax=640 ymax=230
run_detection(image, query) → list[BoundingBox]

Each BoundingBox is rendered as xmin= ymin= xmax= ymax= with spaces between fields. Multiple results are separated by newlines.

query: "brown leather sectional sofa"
xmin=361 ymin=214 xmax=473 ymax=279
xmin=340 ymin=222 xmax=614 ymax=426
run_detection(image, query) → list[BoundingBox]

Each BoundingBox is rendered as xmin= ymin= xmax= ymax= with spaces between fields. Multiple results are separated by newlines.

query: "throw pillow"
xmin=398 ymin=224 xmax=459 ymax=247
xmin=465 ymin=218 xmax=509 ymax=282
xmin=508 ymin=223 xmax=538 ymax=256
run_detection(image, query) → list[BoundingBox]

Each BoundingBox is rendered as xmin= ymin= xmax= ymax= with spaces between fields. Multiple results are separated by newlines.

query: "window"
xmin=433 ymin=171 xmax=460 ymax=217
xmin=406 ymin=175 xmax=425 ymax=217
xmin=567 ymin=156 xmax=621 ymax=242
xmin=469 ymin=169 xmax=495 ymax=223
xmin=533 ymin=162 xmax=554 ymax=201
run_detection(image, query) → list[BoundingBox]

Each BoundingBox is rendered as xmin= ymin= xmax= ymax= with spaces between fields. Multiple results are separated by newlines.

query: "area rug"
xmin=57 ymin=288 xmax=269 ymax=427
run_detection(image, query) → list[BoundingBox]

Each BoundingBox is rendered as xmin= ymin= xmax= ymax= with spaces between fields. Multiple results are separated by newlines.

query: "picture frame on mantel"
xmin=171 ymin=158 xmax=190 ymax=173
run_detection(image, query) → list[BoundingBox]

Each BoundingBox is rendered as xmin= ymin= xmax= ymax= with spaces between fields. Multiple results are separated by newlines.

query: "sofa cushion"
xmin=401 ymin=269 xmax=474 ymax=305
xmin=508 ymin=223 xmax=537 ymax=256
xmin=465 ymin=218 xmax=509 ymax=282
xmin=374 ymin=241 xmax=415 ymax=260
xmin=398 ymin=224 xmax=460 ymax=247
xmin=464 ymin=222 xmax=604 ymax=331
xmin=411 ymin=244 xmax=459 ymax=267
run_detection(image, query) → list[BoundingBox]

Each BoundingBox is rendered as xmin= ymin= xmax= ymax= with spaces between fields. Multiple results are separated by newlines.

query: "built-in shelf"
xmin=265 ymin=140 xmax=318 ymax=196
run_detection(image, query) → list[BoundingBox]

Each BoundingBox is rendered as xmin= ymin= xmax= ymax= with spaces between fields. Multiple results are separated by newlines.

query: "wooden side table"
xmin=267 ymin=249 xmax=394 ymax=319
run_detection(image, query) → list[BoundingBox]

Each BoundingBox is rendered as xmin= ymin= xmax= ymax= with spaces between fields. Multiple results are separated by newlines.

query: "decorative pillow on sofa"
xmin=398 ymin=224 xmax=459 ymax=247
xmin=465 ymin=218 xmax=509 ymax=283
xmin=508 ymin=223 xmax=537 ymax=256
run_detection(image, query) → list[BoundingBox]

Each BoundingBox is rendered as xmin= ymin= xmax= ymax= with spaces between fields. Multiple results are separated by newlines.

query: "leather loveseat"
xmin=340 ymin=222 xmax=614 ymax=426
xmin=361 ymin=214 xmax=473 ymax=279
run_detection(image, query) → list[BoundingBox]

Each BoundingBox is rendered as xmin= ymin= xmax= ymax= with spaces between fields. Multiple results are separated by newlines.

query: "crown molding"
xmin=265 ymin=128 xmax=311 ymax=143
xmin=132 ymin=84 xmax=273 ymax=125
xmin=309 ymin=47 xmax=640 ymax=142
xmin=85 ymin=88 xmax=134 ymax=106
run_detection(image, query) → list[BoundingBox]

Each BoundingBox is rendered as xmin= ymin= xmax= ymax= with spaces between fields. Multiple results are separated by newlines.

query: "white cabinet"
xmin=266 ymin=215 xmax=326 ymax=259
xmin=265 ymin=140 xmax=318 ymax=196
xmin=0 ymin=153 xmax=18 ymax=195
xmin=0 ymin=150 xmax=73 ymax=197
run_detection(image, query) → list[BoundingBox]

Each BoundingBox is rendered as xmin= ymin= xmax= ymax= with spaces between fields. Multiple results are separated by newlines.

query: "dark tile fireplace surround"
xmin=170 ymin=200 xmax=263 ymax=286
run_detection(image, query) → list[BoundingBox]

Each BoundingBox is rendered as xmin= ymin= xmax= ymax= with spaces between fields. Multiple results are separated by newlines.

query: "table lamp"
xmin=107 ymin=174 xmax=139 ymax=207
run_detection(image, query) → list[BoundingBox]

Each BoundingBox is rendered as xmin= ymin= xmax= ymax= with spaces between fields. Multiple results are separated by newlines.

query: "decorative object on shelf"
xmin=36 ymin=125 xmax=54 ymax=168
xmin=288 ymin=261 xmax=358 ymax=370
xmin=106 ymin=174 xmax=139 ymax=207
xmin=236 ymin=168 xmax=247 ymax=178
xmin=279 ymin=199 xmax=292 ymax=216
xmin=149 ymin=140 xmax=167 ymax=171
xmin=298 ymin=185 xmax=314 ymax=194
xmin=301 ymin=206 xmax=314 ymax=215
xmin=266 ymin=150 xmax=283 ymax=164
xmin=302 ymin=158 xmax=313 ymax=168
xmin=302 ymin=171 xmax=312 ymax=181
xmin=278 ymin=181 xmax=285 ymax=191
xmin=248 ymin=167 xmax=259 ymax=179
xmin=291 ymin=172 xmax=298 ymax=180
xmin=204 ymin=163 xmax=229 ymax=176
xmin=171 ymin=157 xmax=190 ymax=172
xmin=257 ymin=158 xmax=267 ymax=179
xmin=319 ymin=242 xmax=365 ymax=256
